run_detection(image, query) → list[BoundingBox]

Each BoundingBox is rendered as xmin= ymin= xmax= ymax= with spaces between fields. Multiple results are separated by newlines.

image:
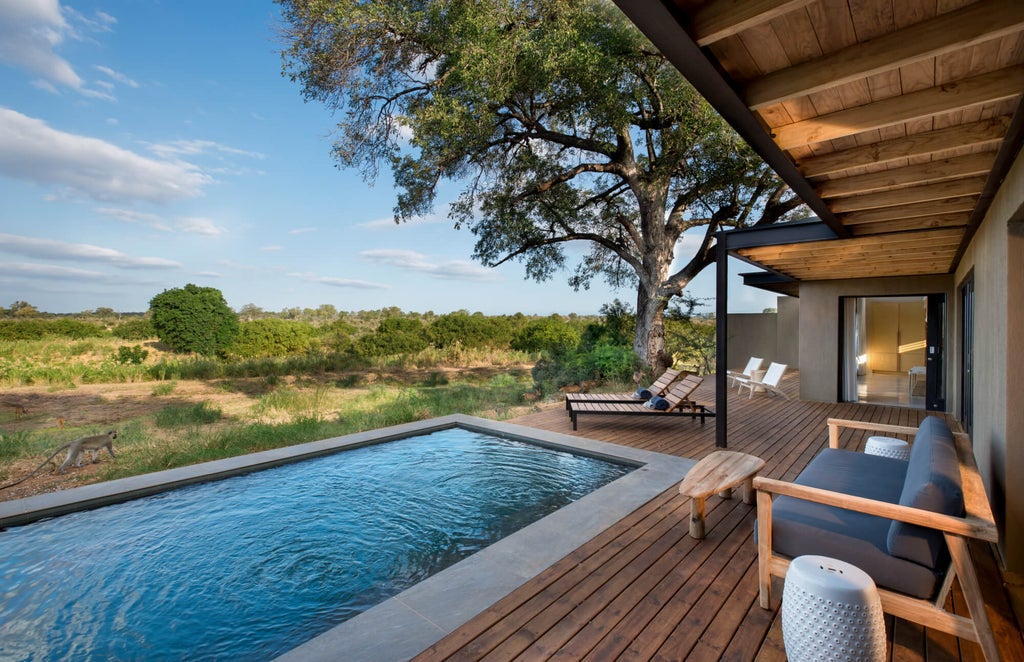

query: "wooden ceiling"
xmin=615 ymin=0 xmax=1024 ymax=283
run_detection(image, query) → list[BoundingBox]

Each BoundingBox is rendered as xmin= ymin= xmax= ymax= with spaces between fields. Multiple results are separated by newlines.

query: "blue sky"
xmin=0 ymin=0 xmax=777 ymax=316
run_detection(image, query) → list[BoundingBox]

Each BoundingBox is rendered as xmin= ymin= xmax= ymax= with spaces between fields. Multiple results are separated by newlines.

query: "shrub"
xmin=427 ymin=311 xmax=514 ymax=349
xmin=230 ymin=319 xmax=317 ymax=358
xmin=355 ymin=317 xmax=429 ymax=357
xmin=115 ymin=345 xmax=149 ymax=365
xmin=511 ymin=315 xmax=580 ymax=353
xmin=113 ymin=318 xmax=155 ymax=340
xmin=149 ymin=284 xmax=238 ymax=356
xmin=0 ymin=319 xmax=107 ymax=340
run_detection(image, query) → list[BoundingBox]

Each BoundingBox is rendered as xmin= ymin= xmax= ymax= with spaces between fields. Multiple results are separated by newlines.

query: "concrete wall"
xmin=954 ymin=147 xmax=1024 ymax=572
xmin=726 ymin=296 xmax=799 ymax=370
xmin=797 ymin=276 xmax=954 ymax=403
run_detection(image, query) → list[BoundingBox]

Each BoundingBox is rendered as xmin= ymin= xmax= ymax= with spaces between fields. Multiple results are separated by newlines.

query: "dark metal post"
xmin=716 ymin=234 xmax=728 ymax=448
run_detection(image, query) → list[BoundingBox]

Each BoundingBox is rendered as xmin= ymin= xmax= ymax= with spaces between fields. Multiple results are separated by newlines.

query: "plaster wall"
xmin=777 ymin=296 xmax=800 ymax=367
xmin=726 ymin=313 xmax=778 ymax=370
xmin=797 ymin=276 xmax=953 ymax=403
xmin=954 ymin=147 xmax=1024 ymax=571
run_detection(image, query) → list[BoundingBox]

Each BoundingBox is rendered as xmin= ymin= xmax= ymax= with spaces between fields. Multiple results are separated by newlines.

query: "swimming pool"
xmin=0 ymin=415 xmax=694 ymax=661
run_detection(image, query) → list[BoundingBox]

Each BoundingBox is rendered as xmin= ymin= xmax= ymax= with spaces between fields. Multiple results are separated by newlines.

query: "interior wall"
xmin=797 ymin=276 xmax=953 ymax=403
xmin=954 ymin=147 xmax=1024 ymax=572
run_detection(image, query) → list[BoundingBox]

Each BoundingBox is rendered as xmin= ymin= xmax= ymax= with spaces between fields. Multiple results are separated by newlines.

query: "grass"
xmin=0 ymin=372 xmax=541 ymax=489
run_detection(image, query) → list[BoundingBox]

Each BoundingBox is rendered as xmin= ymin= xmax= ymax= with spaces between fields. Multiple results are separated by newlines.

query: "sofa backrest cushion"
xmin=886 ymin=416 xmax=965 ymax=568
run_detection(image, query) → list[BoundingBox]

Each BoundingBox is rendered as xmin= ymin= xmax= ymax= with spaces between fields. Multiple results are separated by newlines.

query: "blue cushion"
xmin=645 ymin=395 xmax=670 ymax=410
xmin=886 ymin=417 xmax=964 ymax=568
xmin=767 ymin=449 xmax=943 ymax=599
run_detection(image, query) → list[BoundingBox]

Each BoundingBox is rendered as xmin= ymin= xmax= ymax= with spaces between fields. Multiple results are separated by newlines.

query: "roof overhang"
xmin=614 ymin=0 xmax=1024 ymax=283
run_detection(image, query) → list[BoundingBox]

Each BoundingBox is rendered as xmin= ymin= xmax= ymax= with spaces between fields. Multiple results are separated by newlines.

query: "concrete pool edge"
xmin=0 ymin=414 xmax=695 ymax=661
xmin=275 ymin=415 xmax=695 ymax=662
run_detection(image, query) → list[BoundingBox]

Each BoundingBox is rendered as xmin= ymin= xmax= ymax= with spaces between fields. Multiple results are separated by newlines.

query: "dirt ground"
xmin=0 ymin=366 xmax=541 ymax=503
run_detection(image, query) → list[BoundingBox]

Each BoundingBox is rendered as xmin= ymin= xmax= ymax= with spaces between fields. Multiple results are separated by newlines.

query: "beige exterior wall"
xmin=954 ymin=148 xmax=1024 ymax=571
xmin=797 ymin=276 xmax=953 ymax=403
xmin=726 ymin=296 xmax=799 ymax=370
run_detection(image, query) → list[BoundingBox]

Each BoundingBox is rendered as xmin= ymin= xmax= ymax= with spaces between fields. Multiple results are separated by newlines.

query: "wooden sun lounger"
xmin=567 ymin=375 xmax=714 ymax=430
xmin=564 ymin=368 xmax=684 ymax=410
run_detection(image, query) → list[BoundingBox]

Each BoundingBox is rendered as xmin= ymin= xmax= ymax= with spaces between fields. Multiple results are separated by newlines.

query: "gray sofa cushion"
xmin=886 ymin=416 xmax=964 ymax=568
xmin=769 ymin=448 xmax=943 ymax=599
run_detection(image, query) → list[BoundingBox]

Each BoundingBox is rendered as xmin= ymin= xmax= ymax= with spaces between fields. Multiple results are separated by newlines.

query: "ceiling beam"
xmin=840 ymin=196 xmax=979 ymax=225
xmin=690 ymin=0 xmax=815 ymax=47
xmin=743 ymin=0 xmax=1024 ymax=109
xmin=772 ymin=65 xmax=1024 ymax=150
xmin=611 ymin=0 xmax=849 ymax=238
xmin=816 ymin=152 xmax=997 ymax=199
xmin=847 ymin=214 xmax=971 ymax=236
xmin=798 ymin=117 xmax=1011 ymax=177
xmin=829 ymin=176 xmax=988 ymax=212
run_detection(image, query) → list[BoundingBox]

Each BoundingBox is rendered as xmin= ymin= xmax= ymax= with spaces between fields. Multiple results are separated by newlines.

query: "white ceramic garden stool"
xmin=782 ymin=555 xmax=886 ymax=662
xmin=864 ymin=435 xmax=910 ymax=461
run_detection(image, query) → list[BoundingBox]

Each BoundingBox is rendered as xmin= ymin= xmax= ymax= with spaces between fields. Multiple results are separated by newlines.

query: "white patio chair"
xmin=736 ymin=361 xmax=788 ymax=399
xmin=726 ymin=356 xmax=764 ymax=387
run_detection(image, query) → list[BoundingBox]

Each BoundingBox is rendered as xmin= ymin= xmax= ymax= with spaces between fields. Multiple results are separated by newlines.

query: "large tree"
xmin=278 ymin=0 xmax=805 ymax=371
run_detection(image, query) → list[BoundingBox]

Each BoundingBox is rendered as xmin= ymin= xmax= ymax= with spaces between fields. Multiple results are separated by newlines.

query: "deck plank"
xmin=413 ymin=372 xmax=1023 ymax=661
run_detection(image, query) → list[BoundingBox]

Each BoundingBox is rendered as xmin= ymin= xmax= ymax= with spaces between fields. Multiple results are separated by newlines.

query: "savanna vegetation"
xmin=0 ymin=292 xmax=716 ymax=499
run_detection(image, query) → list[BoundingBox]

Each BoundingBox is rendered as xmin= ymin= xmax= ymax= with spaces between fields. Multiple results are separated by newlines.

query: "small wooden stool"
xmin=679 ymin=450 xmax=766 ymax=539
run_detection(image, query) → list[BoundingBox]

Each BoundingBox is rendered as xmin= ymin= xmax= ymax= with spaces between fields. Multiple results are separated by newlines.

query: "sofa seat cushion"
xmin=887 ymin=416 xmax=964 ymax=568
xmin=770 ymin=448 xmax=942 ymax=599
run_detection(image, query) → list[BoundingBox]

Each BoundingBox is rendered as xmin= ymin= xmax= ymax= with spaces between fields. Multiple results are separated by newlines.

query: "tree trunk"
xmin=634 ymin=285 xmax=672 ymax=374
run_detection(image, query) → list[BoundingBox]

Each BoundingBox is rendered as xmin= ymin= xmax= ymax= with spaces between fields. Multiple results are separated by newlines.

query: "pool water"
xmin=0 ymin=427 xmax=632 ymax=660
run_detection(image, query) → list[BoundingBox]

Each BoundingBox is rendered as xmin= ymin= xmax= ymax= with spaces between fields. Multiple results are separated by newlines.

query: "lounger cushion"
xmin=769 ymin=449 xmax=942 ymax=599
xmin=886 ymin=417 xmax=964 ymax=569
xmin=645 ymin=396 xmax=670 ymax=410
xmin=632 ymin=388 xmax=653 ymax=400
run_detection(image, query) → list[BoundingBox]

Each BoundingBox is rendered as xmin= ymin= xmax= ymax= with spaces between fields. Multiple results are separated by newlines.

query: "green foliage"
xmin=427 ymin=311 xmax=514 ymax=349
xmin=149 ymin=284 xmax=239 ymax=356
xmin=230 ymin=319 xmax=318 ymax=358
xmin=0 ymin=319 xmax=107 ymax=341
xmin=152 ymin=381 xmax=178 ymax=396
xmin=112 ymin=318 xmax=155 ymax=340
xmin=115 ymin=345 xmax=149 ymax=365
xmin=511 ymin=316 xmax=580 ymax=353
xmin=279 ymin=0 xmax=806 ymax=369
xmin=355 ymin=317 xmax=429 ymax=357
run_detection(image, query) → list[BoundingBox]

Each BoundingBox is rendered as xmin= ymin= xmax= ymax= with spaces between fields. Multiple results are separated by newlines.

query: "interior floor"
xmin=857 ymin=370 xmax=926 ymax=409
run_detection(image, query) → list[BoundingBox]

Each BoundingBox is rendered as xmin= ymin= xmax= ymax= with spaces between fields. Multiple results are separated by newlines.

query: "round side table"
xmin=864 ymin=435 xmax=910 ymax=461
xmin=782 ymin=555 xmax=886 ymax=662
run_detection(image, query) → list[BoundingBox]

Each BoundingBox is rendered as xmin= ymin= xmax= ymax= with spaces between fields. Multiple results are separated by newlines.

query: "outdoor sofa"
xmin=754 ymin=415 xmax=1000 ymax=661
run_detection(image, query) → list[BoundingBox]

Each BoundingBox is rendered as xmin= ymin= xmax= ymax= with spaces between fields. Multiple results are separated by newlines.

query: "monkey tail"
xmin=0 ymin=444 xmax=71 ymax=492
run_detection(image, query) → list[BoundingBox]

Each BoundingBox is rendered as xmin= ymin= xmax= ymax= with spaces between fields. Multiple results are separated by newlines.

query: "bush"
xmin=113 ymin=318 xmax=155 ymax=340
xmin=355 ymin=317 xmax=429 ymax=357
xmin=0 ymin=319 xmax=107 ymax=340
xmin=427 ymin=312 xmax=514 ymax=349
xmin=115 ymin=345 xmax=149 ymax=365
xmin=149 ymin=284 xmax=238 ymax=356
xmin=511 ymin=315 xmax=580 ymax=353
xmin=230 ymin=319 xmax=318 ymax=358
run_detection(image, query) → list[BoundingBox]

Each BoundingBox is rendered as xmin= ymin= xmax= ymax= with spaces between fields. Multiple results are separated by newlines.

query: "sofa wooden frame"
xmin=754 ymin=417 xmax=1001 ymax=661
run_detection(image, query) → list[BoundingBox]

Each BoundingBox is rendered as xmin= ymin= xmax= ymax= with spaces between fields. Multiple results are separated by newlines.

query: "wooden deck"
xmin=415 ymin=373 xmax=1024 ymax=661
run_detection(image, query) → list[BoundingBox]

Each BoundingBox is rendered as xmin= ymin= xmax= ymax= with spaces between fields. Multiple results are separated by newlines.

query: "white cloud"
xmin=0 ymin=108 xmax=211 ymax=202
xmin=0 ymin=234 xmax=181 ymax=270
xmin=0 ymin=261 xmax=116 ymax=282
xmin=0 ymin=1 xmax=117 ymax=98
xmin=177 ymin=217 xmax=226 ymax=236
xmin=358 ymin=214 xmax=444 ymax=230
xmin=94 ymin=65 xmax=138 ymax=88
xmin=360 ymin=249 xmax=497 ymax=282
xmin=95 ymin=207 xmax=164 ymax=226
xmin=288 ymin=227 xmax=318 ymax=235
xmin=148 ymin=139 xmax=266 ymax=161
xmin=0 ymin=0 xmax=80 ymax=88
xmin=261 ymin=245 xmax=283 ymax=252
xmin=288 ymin=271 xmax=391 ymax=290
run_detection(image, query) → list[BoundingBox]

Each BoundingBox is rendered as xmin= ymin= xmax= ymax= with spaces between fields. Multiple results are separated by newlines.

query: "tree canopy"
xmin=149 ymin=284 xmax=239 ymax=356
xmin=278 ymin=0 xmax=805 ymax=370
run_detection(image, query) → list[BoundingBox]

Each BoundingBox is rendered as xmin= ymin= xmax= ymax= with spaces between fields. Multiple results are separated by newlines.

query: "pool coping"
xmin=0 ymin=414 xmax=694 ymax=661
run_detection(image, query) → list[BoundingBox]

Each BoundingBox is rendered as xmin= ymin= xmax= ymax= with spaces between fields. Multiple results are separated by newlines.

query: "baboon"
xmin=0 ymin=431 xmax=118 ymax=491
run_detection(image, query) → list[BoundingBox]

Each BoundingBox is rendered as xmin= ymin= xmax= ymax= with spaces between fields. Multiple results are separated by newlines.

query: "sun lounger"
xmin=568 ymin=374 xmax=714 ymax=430
xmin=564 ymin=368 xmax=684 ymax=410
